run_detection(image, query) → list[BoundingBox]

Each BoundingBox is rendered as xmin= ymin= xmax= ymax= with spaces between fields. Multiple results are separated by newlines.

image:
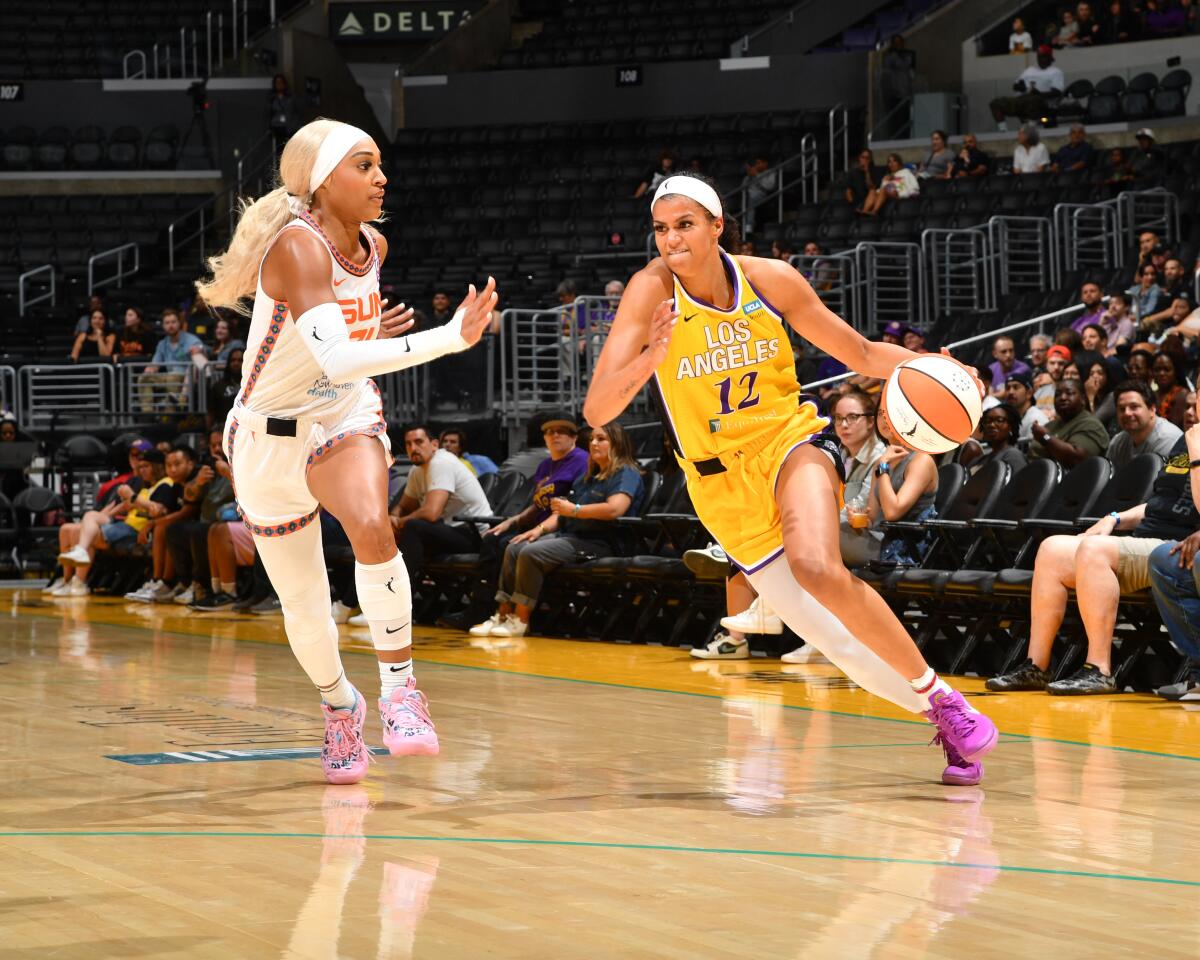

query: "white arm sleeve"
xmin=293 ymin=302 xmax=469 ymax=381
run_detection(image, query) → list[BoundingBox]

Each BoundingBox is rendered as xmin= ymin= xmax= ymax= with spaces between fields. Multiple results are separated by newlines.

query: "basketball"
xmin=880 ymin=354 xmax=982 ymax=455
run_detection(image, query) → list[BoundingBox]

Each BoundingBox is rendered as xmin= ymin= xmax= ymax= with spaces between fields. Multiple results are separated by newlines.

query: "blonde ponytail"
xmin=194 ymin=118 xmax=352 ymax=314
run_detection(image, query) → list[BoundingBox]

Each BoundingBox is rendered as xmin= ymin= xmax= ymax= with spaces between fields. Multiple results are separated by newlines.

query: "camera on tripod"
xmin=187 ymin=80 xmax=209 ymax=115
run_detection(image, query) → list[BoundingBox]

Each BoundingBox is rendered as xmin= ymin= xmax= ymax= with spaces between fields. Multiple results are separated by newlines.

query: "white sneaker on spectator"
xmin=331 ymin=600 xmax=357 ymax=623
xmin=58 ymin=545 xmax=90 ymax=566
xmin=64 ymin=580 xmax=90 ymax=597
xmin=720 ymin=597 xmax=784 ymax=635
xmin=173 ymin=584 xmax=196 ymax=605
xmin=125 ymin=580 xmax=159 ymax=602
xmin=781 ymin=644 xmax=828 ymax=664
xmin=348 ymin=612 xmax=369 ymax=627
xmin=490 ymin=615 xmax=527 ymax=638
xmin=42 ymin=578 xmax=62 ymax=594
xmin=469 ymin=613 xmax=505 ymax=636
xmin=689 ymin=631 xmax=750 ymax=660
xmin=682 ymin=543 xmax=731 ymax=580
xmin=49 ymin=580 xmax=74 ymax=597
xmin=149 ymin=582 xmax=181 ymax=603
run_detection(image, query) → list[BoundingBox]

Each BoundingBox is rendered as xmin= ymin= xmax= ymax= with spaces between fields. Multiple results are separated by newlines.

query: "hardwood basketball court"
xmin=2 ymin=585 xmax=1197 ymax=958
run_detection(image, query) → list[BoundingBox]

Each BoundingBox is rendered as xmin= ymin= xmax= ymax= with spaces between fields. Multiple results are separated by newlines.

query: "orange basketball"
xmin=880 ymin=355 xmax=982 ymax=454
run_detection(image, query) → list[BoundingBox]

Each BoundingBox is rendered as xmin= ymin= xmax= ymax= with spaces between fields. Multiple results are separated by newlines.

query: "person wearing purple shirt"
xmin=987 ymin=334 xmax=1031 ymax=397
xmin=1069 ymin=281 xmax=1106 ymax=333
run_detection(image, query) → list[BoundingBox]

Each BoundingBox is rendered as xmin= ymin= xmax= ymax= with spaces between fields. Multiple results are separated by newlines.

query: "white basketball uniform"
xmin=223 ymin=210 xmax=388 ymax=537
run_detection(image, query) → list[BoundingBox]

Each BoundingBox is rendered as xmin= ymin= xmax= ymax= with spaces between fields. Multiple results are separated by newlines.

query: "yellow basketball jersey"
xmin=653 ymin=251 xmax=825 ymax=460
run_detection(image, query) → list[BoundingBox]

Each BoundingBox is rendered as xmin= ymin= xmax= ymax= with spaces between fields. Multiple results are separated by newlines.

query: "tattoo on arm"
xmin=618 ymin=377 xmax=640 ymax=398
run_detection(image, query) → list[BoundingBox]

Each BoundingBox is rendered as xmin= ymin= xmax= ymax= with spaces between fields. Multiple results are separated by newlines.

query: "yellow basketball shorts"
xmin=681 ymin=409 xmax=837 ymax=574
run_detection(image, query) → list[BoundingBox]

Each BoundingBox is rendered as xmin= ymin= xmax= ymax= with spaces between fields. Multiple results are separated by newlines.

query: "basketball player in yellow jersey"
xmin=585 ymin=173 xmax=998 ymax=785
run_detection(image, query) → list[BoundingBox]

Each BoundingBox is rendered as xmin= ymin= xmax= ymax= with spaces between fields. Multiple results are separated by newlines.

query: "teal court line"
xmin=9 ymin=605 xmax=1200 ymax=764
xmin=1 ymin=830 xmax=1197 ymax=888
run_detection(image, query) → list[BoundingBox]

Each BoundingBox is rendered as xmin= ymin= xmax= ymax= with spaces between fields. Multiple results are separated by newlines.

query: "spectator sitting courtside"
xmin=988 ymin=398 xmax=1200 ymax=695
xmin=1106 ymin=379 xmax=1182 ymax=467
xmin=439 ymin=427 xmax=498 ymax=477
xmin=1029 ymin=378 xmax=1110 ymax=465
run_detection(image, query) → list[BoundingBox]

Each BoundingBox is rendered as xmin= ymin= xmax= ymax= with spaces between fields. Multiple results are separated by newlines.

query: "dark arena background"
xmin=2 ymin=1 xmax=1200 ymax=957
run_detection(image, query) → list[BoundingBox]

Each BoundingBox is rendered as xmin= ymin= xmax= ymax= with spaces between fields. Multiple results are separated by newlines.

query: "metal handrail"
xmin=120 ymin=0 xmax=251 ymax=79
xmin=828 ymin=103 xmax=849 ymax=178
xmin=88 ymin=243 xmax=140 ymax=294
xmin=122 ymin=50 xmax=147 ymax=79
xmin=727 ymin=134 xmax=819 ymax=226
xmin=800 ymin=300 xmax=1088 ymax=390
xmin=866 ymin=97 xmax=912 ymax=143
xmin=18 ymin=264 xmax=55 ymax=316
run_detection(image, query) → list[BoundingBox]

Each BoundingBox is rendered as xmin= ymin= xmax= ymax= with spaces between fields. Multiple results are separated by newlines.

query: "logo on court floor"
xmin=107 ymin=747 xmax=390 ymax=766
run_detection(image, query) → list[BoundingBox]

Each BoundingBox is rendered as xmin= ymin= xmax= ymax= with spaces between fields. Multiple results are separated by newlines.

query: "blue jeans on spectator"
xmin=1147 ymin=542 xmax=1200 ymax=679
xmin=101 ymin=520 xmax=138 ymax=547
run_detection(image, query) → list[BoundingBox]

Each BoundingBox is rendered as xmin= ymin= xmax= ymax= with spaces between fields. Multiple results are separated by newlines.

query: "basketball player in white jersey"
xmin=195 ymin=119 xmax=498 ymax=784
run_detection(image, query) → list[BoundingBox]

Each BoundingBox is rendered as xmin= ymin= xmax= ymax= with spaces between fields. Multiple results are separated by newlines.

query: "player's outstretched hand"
xmin=456 ymin=276 xmax=499 ymax=348
xmin=645 ymin=299 xmax=679 ymax=368
xmin=379 ymin=298 xmax=416 ymax=339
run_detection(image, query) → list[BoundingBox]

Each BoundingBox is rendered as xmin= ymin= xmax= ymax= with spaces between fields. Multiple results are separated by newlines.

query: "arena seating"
xmin=0 ymin=124 xmax=184 ymax=172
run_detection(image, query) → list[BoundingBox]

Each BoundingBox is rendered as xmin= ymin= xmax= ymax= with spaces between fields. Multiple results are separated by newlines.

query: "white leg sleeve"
xmin=253 ymin=522 xmax=346 ymax=689
xmin=747 ymin=555 xmax=927 ymax=714
xmin=356 ymin=551 xmax=413 ymax=652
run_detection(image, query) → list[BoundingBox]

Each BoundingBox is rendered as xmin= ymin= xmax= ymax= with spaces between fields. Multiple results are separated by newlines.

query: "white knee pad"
xmin=748 ymin=555 xmax=925 ymax=714
xmin=356 ymin=551 xmax=412 ymax=652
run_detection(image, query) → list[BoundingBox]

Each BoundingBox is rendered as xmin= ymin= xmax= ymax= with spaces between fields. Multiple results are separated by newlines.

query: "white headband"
xmin=651 ymin=176 xmax=722 ymax=219
xmin=309 ymin=122 xmax=371 ymax=196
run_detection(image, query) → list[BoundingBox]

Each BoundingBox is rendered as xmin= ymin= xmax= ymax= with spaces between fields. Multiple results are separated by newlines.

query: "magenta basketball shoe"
xmin=932 ymin=730 xmax=984 ymax=786
xmin=925 ymin=689 xmax=997 ymax=765
xmin=380 ymin=678 xmax=440 ymax=757
xmin=320 ymin=689 xmax=370 ymax=784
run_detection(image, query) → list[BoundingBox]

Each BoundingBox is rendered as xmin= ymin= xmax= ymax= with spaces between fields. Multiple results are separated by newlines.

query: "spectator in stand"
xmin=70 ymin=308 xmax=115 ymax=363
xmin=127 ymin=444 xmax=199 ymax=602
xmin=988 ymin=335 xmax=1032 ymax=397
xmin=917 ymin=130 xmax=954 ymax=180
xmin=1005 ymin=370 xmax=1050 ymax=444
xmin=1128 ymin=263 xmax=1164 ymax=325
xmin=1152 ymin=351 xmax=1190 ymax=428
xmin=1101 ymin=0 xmax=1142 ymax=43
xmin=1029 ymin=378 xmax=1110 ymax=464
xmin=389 ymin=425 xmax=492 ymax=584
xmin=1160 ymin=298 xmax=1200 ymax=343
xmin=770 ymin=239 xmax=796 ymax=261
xmin=0 ymin=417 xmax=31 ymax=501
xmin=1027 ymin=333 xmax=1052 ymax=375
xmin=1106 ymin=379 xmax=1182 ymax=467
xmin=205 ymin=347 xmax=243 ymax=432
xmin=1141 ymin=261 xmax=1191 ymax=334
xmin=1009 ymin=16 xmax=1034 ymax=51
xmin=1126 ymin=347 xmax=1155 ymax=383
xmin=902 ymin=327 xmax=928 ymax=353
xmin=267 ymin=74 xmax=296 ymax=150
xmin=834 ymin=390 xmax=887 ymax=564
xmin=633 ymin=149 xmax=677 ymax=200
xmin=990 ymin=46 xmax=1064 ymax=126
xmin=462 ymin=418 xmax=590 ymax=633
xmin=1130 ymin=129 xmax=1167 ymax=181
xmin=801 ymin=241 xmax=836 ymax=290
xmin=115 ymin=306 xmax=156 ymax=361
xmin=950 ymin=134 xmax=990 ymax=178
xmin=978 ymin=403 xmax=1030 ymax=472
xmin=138 ymin=308 xmax=205 ymax=412
xmin=880 ymin=34 xmax=916 ymax=139
xmin=1097 ymin=291 xmax=1136 ymax=354
xmin=1051 ymin=124 xmax=1095 ymax=172
xmin=1036 ymin=344 xmax=1074 ymax=418
xmin=1136 ymin=230 xmax=1161 ymax=272
xmin=1073 ymin=2 xmax=1102 ymax=44
xmin=164 ymin=429 xmax=236 ymax=606
xmin=844 ymin=149 xmax=883 ymax=208
xmin=470 ymin=422 xmax=645 ymax=639
xmin=1012 ymin=124 xmax=1051 ymax=174
xmin=1146 ymin=0 xmax=1188 ymax=36
xmin=987 ymin=403 xmax=1200 ymax=695
xmin=207 ymin=317 xmax=245 ymax=363
xmin=1069 ymin=281 xmax=1106 ymax=333
xmin=74 ymin=293 xmax=105 ymax=334
xmin=439 ymin=428 xmax=498 ymax=477
xmin=1081 ymin=353 xmax=1120 ymax=432
xmin=739 ymin=153 xmax=778 ymax=234
xmin=55 ymin=448 xmax=178 ymax=597
xmin=1079 ymin=323 xmax=1108 ymax=356
xmin=1101 ymin=146 xmax=1135 ymax=185
xmin=858 ymin=153 xmax=918 ymax=216
xmin=1053 ymin=8 xmax=1080 ymax=45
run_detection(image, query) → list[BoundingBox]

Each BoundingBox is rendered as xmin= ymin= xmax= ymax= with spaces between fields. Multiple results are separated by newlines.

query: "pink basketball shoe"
xmin=925 ymin=689 xmax=998 ymax=765
xmin=320 ymin=689 xmax=370 ymax=784
xmin=380 ymin=678 xmax=440 ymax=757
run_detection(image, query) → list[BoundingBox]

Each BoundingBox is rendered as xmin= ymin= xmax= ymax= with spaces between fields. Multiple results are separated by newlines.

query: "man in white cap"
xmin=1131 ymin=128 xmax=1166 ymax=180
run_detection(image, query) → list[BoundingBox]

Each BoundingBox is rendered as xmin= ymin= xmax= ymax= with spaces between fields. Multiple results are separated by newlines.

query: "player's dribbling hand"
xmin=456 ymin=276 xmax=499 ymax=347
xmin=379 ymin=298 xmax=416 ymax=339
xmin=646 ymin=299 xmax=679 ymax=367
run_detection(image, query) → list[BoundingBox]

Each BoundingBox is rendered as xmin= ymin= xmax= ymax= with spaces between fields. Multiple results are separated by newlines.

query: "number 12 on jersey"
xmin=716 ymin=371 xmax=760 ymax=415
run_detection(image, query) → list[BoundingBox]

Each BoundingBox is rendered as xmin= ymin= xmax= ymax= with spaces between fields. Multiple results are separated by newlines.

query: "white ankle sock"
xmin=379 ymin=658 xmax=412 ymax=699
xmin=317 ymin=670 xmax=357 ymax=710
xmin=909 ymin=667 xmax=961 ymax=710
